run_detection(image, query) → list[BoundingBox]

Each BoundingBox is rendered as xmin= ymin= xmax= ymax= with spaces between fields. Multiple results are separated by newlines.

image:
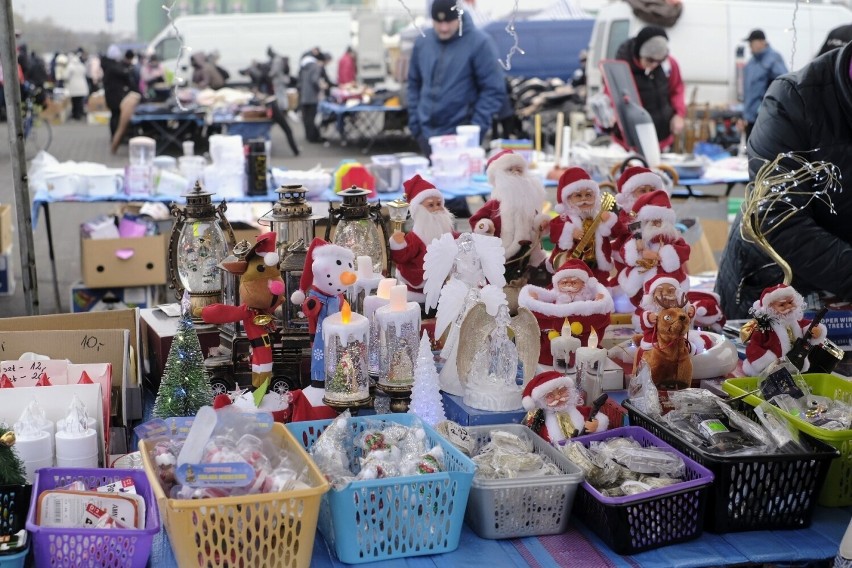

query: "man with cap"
xmin=407 ymin=0 xmax=507 ymax=156
xmin=517 ymin=258 xmax=613 ymax=367
xmin=521 ymin=370 xmax=609 ymax=444
xmin=615 ymin=26 xmax=686 ymax=150
xmin=470 ymin=149 xmax=549 ymax=281
xmin=740 ymin=29 xmax=787 ymax=139
xmin=617 ymin=189 xmax=690 ymax=306
xmin=390 ymin=174 xmax=458 ymax=296
xmin=547 ymin=167 xmax=617 ymax=285
xmin=743 ymin=284 xmax=826 ymax=376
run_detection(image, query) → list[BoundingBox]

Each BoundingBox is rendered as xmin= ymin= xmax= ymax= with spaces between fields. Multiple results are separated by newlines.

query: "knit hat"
xmin=486 ymin=149 xmax=527 ymax=185
xmin=403 ymin=174 xmax=442 ymax=215
xmin=552 ymin=259 xmax=594 ymax=287
xmin=557 ymin=167 xmax=598 ymax=206
xmin=754 ymin=284 xmax=803 ymax=312
xmin=290 ymin=238 xmax=354 ymax=305
xmin=634 ymin=26 xmax=669 ymax=59
xmin=632 ymin=189 xmax=675 ymax=224
xmin=643 ymin=274 xmax=682 ymax=297
xmin=617 ymin=166 xmax=664 ymax=203
xmin=522 ymin=371 xmax=574 ymax=411
xmin=431 ymin=0 xmax=459 ymax=22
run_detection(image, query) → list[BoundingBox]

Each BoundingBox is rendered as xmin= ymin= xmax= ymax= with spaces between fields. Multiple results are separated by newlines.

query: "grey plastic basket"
xmin=464 ymin=424 xmax=584 ymax=539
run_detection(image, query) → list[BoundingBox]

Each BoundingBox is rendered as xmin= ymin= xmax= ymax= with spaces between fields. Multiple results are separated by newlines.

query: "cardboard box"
xmin=0 ymin=250 xmax=14 ymax=295
xmin=81 ymin=234 xmax=167 ymax=288
xmin=230 ymin=220 xmax=261 ymax=245
xmin=70 ymin=281 xmax=156 ymax=313
xmin=0 ymin=203 xmax=12 ymax=253
xmin=87 ymin=111 xmax=110 ymax=126
xmin=87 ymin=91 xmax=107 ymax=112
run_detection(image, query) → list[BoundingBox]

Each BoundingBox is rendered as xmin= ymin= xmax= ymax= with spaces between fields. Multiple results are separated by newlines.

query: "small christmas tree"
xmin=153 ymin=295 xmax=214 ymax=418
xmin=0 ymin=427 xmax=26 ymax=486
xmin=408 ymin=331 xmax=446 ymax=426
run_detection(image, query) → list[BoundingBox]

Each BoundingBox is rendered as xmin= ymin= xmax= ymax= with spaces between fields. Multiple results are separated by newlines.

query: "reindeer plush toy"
xmin=641 ymin=291 xmax=693 ymax=390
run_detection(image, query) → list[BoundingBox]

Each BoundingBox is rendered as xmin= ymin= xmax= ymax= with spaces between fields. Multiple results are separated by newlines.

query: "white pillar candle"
xmin=376 ymin=298 xmax=421 ymax=387
xmin=356 ymin=255 xmax=374 ymax=279
xmin=55 ymin=428 xmax=98 ymax=468
xmin=389 ymin=285 xmax=408 ymax=311
xmin=14 ymin=430 xmax=53 ymax=484
xmin=322 ymin=302 xmax=371 ymax=403
xmin=575 ymin=329 xmax=607 ymax=402
xmin=364 ymin=278 xmax=397 ymax=376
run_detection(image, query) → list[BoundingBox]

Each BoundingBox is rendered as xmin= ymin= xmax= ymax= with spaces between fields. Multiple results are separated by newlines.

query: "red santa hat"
xmin=557 ymin=167 xmax=599 ymax=206
xmin=522 ymin=370 xmax=574 ymax=411
xmin=290 ymin=238 xmax=351 ymax=305
xmin=551 ymin=259 xmax=595 ymax=288
xmin=403 ymin=174 xmax=442 ymax=215
xmin=632 ymin=189 xmax=676 ymax=224
xmin=754 ymin=284 xmax=803 ymax=313
xmin=617 ymin=166 xmax=664 ymax=202
xmin=643 ymin=274 xmax=682 ymax=297
xmin=247 ymin=232 xmax=280 ymax=267
xmin=486 ymin=149 xmax=527 ymax=185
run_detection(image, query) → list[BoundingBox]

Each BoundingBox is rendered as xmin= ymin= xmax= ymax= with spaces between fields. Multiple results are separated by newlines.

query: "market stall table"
xmin=318 ymin=100 xmax=408 ymax=153
xmin=130 ymin=110 xmax=207 ymax=155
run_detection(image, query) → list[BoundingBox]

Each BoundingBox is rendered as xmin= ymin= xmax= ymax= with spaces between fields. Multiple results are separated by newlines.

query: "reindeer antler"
xmin=656 ymin=290 xmax=688 ymax=310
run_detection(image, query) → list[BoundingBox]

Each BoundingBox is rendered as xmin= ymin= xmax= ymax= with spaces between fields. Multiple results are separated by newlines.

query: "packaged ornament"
xmin=471 ymin=430 xmax=560 ymax=480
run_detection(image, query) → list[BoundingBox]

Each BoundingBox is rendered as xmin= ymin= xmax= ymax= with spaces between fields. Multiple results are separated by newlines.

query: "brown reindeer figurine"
xmin=641 ymin=293 xmax=693 ymax=390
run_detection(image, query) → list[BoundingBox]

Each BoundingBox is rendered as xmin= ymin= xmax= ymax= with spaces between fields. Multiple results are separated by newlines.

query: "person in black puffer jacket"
xmin=716 ymin=41 xmax=852 ymax=319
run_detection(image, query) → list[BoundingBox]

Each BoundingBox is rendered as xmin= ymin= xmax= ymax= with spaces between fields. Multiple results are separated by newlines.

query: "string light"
xmin=498 ymin=0 xmax=525 ymax=71
xmin=397 ymin=0 xmax=425 ymax=37
xmin=790 ymin=0 xmax=799 ymax=69
xmin=454 ymin=1 xmax=465 ymax=36
xmin=162 ymin=0 xmax=191 ymax=111
xmin=740 ymin=151 xmax=841 ymax=284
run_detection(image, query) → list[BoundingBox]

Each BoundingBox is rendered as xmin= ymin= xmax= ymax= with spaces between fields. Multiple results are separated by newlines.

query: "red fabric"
xmin=390 ymin=231 xmax=428 ymax=290
xmin=547 ymin=214 xmax=614 ymax=285
xmin=288 ymin=389 xmax=338 ymax=422
xmin=340 ymin=167 xmax=376 ymax=196
xmin=201 ymin=303 xmax=274 ymax=366
xmin=468 ymin=199 xmax=502 ymax=235
xmin=531 ymin=310 xmax=610 ymax=365
xmin=610 ymin=209 xmax=632 ymax=273
xmin=337 ymin=52 xmax=356 ymax=85
xmin=667 ymin=56 xmax=686 ymax=118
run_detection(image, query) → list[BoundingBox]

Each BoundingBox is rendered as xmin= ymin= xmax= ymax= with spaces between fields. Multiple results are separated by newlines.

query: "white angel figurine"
xmin=423 ymin=232 xmax=508 ymax=396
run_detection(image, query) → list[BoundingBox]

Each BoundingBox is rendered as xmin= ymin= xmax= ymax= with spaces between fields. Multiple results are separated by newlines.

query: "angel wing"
xmin=471 ymin=232 xmax=507 ymax=288
xmin=479 ymin=284 xmax=507 ymax=317
xmin=456 ymin=302 xmax=496 ymax=386
xmin=423 ymin=233 xmax=459 ymax=311
xmin=510 ymin=307 xmax=541 ymax=384
xmin=434 ymin=278 xmax=469 ymax=340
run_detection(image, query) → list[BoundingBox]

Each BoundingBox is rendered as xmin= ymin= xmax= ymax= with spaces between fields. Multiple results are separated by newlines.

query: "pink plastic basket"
xmin=25 ymin=468 xmax=159 ymax=568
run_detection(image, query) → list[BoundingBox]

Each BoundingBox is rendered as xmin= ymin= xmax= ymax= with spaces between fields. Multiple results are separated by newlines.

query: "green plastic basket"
xmin=722 ymin=373 xmax=852 ymax=507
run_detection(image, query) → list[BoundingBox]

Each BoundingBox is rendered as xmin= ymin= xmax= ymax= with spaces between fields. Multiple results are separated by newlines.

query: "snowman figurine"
xmin=289 ymin=238 xmax=358 ymax=420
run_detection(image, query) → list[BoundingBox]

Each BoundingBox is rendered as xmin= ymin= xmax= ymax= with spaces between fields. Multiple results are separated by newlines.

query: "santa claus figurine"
xmin=611 ymin=166 xmax=669 ymax=273
xmin=617 ymin=189 xmax=690 ymax=306
xmin=389 ymin=175 xmax=458 ymax=297
xmin=469 ymin=149 xmax=549 ymax=281
xmin=547 ymin=167 xmax=617 ymax=285
xmin=201 ymin=232 xmax=284 ymax=389
xmin=633 ymin=274 xmax=695 ymax=369
xmin=517 ymin=259 xmax=613 ymax=366
xmin=687 ymin=290 xmax=726 ymax=333
xmin=743 ymin=284 xmax=826 ymax=376
xmin=521 ymin=370 xmax=609 ymax=444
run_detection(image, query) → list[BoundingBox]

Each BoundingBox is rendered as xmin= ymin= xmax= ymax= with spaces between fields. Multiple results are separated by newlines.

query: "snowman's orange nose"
xmin=340 ymin=271 xmax=357 ymax=286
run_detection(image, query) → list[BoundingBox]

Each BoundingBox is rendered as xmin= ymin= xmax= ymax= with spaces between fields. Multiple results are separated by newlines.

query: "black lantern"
xmin=325 ymin=186 xmax=390 ymax=277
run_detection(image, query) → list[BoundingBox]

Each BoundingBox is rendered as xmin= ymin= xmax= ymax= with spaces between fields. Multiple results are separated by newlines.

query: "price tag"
xmin=0 ymin=359 xmax=69 ymax=387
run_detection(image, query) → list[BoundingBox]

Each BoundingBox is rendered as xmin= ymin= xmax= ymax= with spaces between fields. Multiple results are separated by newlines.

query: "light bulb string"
xmin=498 ymin=0 xmax=524 ymax=71
xmin=162 ymin=0 xmax=191 ymax=111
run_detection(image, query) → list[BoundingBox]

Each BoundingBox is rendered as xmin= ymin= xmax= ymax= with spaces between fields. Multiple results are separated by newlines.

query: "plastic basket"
xmin=624 ymin=399 xmax=838 ymax=532
xmin=571 ymin=426 xmax=714 ymax=554
xmin=0 ymin=484 xmax=31 ymax=568
xmin=140 ymin=422 xmax=328 ymax=568
xmin=25 ymin=468 xmax=159 ymax=568
xmin=465 ymin=424 xmax=584 ymax=539
xmin=723 ymin=373 xmax=852 ymax=507
xmin=287 ymin=413 xmax=476 ymax=564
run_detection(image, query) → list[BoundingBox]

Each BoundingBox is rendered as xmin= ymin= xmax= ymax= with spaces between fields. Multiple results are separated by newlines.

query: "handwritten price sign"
xmin=0 ymin=359 xmax=69 ymax=387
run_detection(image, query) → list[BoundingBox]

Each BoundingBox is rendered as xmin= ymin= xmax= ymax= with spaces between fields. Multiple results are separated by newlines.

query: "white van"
xmin=586 ymin=0 xmax=852 ymax=106
xmin=147 ymin=11 xmax=355 ymax=85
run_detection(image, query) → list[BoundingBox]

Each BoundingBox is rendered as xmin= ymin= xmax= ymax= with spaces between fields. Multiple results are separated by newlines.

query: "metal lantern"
xmin=258 ymin=184 xmax=322 ymax=389
xmin=168 ymin=181 xmax=235 ymax=321
xmin=386 ymin=198 xmax=410 ymax=233
xmin=325 ymin=186 xmax=389 ymax=277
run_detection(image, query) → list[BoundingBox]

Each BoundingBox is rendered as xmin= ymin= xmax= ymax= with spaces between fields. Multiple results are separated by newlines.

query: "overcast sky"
xmin=12 ymin=0 xmax=136 ymax=37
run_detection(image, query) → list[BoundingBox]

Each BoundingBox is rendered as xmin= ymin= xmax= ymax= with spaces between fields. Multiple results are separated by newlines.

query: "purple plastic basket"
xmin=570 ymin=426 xmax=714 ymax=554
xmin=25 ymin=468 xmax=159 ymax=568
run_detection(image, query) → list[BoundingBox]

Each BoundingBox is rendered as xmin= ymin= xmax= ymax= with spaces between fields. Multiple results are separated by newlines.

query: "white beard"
xmin=412 ymin=207 xmax=455 ymax=246
xmin=772 ymin=306 xmax=804 ymax=327
xmin=555 ymin=285 xmax=595 ymax=304
xmin=642 ymin=219 xmax=678 ymax=243
xmin=491 ymin=168 xmax=546 ymax=256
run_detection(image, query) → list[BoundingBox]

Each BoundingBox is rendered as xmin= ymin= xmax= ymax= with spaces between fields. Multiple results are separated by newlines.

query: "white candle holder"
xmin=322 ymin=303 xmax=371 ymax=412
xmin=364 ymin=278 xmax=397 ymax=377
xmin=376 ymin=286 xmax=420 ymax=412
xmin=574 ymin=330 xmax=607 ymax=404
xmin=349 ymin=255 xmax=383 ymax=314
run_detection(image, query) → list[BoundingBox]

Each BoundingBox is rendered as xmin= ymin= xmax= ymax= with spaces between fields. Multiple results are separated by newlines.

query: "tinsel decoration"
xmin=153 ymin=294 xmax=214 ymax=418
xmin=740 ymin=151 xmax=841 ymax=285
xmin=0 ymin=427 xmax=26 ymax=486
xmin=498 ymin=0 xmax=525 ymax=71
xmin=162 ymin=0 xmax=191 ymax=110
xmin=408 ymin=332 xmax=446 ymax=427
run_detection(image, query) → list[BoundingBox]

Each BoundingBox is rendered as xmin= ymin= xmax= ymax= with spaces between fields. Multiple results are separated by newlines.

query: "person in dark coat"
xmin=816 ymin=23 xmax=852 ymax=57
xmin=716 ymin=41 xmax=852 ymax=319
xmin=101 ymin=45 xmax=138 ymax=138
xmin=614 ymin=26 xmax=686 ymax=150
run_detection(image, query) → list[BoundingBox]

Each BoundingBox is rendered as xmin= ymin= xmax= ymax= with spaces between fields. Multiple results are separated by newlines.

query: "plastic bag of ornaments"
xmin=308 ymin=411 xmax=446 ymax=490
xmin=140 ymin=405 xmax=312 ymax=499
xmin=558 ymin=436 xmax=686 ymax=498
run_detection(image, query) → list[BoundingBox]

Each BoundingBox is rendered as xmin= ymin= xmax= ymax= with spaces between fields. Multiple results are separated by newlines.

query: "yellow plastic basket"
xmin=140 ymin=422 xmax=329 ymax=567
xmin=722 ymin=373 xmax=852 ymax=507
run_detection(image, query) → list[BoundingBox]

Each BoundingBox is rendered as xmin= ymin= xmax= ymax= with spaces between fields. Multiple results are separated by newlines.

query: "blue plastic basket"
xmin=288 ymin=413 xmax=476 ymax=564
xmin=0 ymin=546 xmax=28 ymax=568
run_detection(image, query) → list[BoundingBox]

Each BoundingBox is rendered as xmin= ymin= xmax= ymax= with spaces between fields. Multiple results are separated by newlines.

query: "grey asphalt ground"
xmin=0 ymin=111 xmax=737 ymax=317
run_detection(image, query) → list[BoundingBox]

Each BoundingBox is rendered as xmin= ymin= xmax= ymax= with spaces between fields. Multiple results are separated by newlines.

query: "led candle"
xmin=550 ymin=318 xmax=580 ymax=372
xmin=322 ymin=301 xmax=371 ymax=404
xmin=376 ymin=286 xmax=421 ymax=388
xmin=364 ymin=278 xmax=397 ymax=376
xmin=574 ymin=329 xmax=607 ymax=402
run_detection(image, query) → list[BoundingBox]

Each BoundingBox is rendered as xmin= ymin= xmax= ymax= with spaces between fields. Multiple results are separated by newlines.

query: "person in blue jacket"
xmin=407 ymin=0 xmax=507 ymax=156
xmin=739 ymin=29 xmax=788 ymax=139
